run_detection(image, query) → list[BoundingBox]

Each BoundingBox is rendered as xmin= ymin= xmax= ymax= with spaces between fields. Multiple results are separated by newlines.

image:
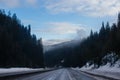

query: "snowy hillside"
xmin=44 ymin=39 xmax=81 ymax=52
xmin=77 ymin=53 xmax=120 ymax=80
xmin=79 ymin=61 xmax=120 ymax=79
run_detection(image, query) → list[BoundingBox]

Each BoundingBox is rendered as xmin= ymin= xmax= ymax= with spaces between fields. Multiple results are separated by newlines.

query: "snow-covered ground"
xmin=0 ymin=67 xmax=52 ymax=77
xmin=0 ymin=68 xmax=45 ymax=74
xmin=77 ymin=61 xmax=120 ymax=80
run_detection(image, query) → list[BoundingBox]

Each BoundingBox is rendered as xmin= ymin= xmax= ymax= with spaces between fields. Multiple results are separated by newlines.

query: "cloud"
xmin=0 ymin=0 xmax=38 ymax=8
xmin=1 ymin=0 xmax=119 ymax=16
xmin=45 ymin=0 xmax=120 ymax=16
xmin=32 ymin=22 xmax=87 ymax=41
xmin=33 ymin=22 xmax=86 ymax=35
xmin=0 ymin=0 xmax=20 ymax=8
xmin=25 ymin=0 xmax=38 ymax=6
xmin=76 ymin=29 xmax=87 ymax=39
xmin=43 ymin=39 xmax=71 ymax=46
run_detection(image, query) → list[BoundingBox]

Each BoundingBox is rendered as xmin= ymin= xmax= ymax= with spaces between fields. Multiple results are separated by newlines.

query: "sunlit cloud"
xmin=47 ymin=22 xmax=85 ymax=34
xmin=31 ymin=22 xmax=87 ymax=42
xmin=33 ymin=22 xmax=86 ymax=35
xmin=45 ymin=0 xmax=120 ymax=17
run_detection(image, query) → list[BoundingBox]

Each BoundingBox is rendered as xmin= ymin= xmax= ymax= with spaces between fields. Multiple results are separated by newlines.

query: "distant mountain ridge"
xmin=44 ymin=39 xmax=81 ymax=52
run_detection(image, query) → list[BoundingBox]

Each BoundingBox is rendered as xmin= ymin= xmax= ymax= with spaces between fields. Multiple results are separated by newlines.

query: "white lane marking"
xmin=42 ymin=69 xmax=64 ymax=80
xmin=66 ymin=69 xmax=76 ymax=80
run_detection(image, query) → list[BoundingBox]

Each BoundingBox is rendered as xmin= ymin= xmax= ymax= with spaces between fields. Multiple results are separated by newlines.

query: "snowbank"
xmin=79 ymin=61 xmax=120 ymax=79
xmin=0 ymin=68 xmax=45 ymax=74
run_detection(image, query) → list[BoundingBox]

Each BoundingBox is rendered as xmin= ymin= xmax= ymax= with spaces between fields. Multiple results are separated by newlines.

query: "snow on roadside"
xmin=0 ymin=68 xmax=45 ymax=74
xmin=78 ymin=61 xmax=120 ymax=79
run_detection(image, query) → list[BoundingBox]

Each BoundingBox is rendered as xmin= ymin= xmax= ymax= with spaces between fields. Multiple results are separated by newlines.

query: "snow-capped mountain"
xmin=43 ymin=39 xmax=81 ymax=52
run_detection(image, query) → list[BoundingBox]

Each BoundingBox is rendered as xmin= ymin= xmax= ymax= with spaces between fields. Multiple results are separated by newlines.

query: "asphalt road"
xmin=2 ymin=68 xmax=97 ymax=80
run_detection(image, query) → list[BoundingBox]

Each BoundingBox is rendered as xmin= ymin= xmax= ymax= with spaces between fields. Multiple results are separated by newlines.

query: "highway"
xmin=1 ymin=68 xmax=97 ymax=80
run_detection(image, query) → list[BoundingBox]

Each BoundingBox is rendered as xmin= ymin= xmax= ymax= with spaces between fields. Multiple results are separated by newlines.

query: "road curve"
xmin=3 ymin=68 xmax=96 ymax=80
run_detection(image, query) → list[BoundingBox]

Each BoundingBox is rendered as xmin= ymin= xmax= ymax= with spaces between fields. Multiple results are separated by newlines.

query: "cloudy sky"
xmin=0 ymin=0 xmax=120 ymax=44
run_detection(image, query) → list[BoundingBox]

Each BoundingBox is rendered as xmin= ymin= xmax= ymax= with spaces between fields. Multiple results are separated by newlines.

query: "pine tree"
xmin=0 ymin=10 xmax=44 ymax=68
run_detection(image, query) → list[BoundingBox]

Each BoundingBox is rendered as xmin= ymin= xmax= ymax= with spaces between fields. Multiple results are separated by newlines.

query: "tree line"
xmin=0 ymin=9 xmax=44 ymax=68
xmin=45 ymin=13 xmax=120 ymax=68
